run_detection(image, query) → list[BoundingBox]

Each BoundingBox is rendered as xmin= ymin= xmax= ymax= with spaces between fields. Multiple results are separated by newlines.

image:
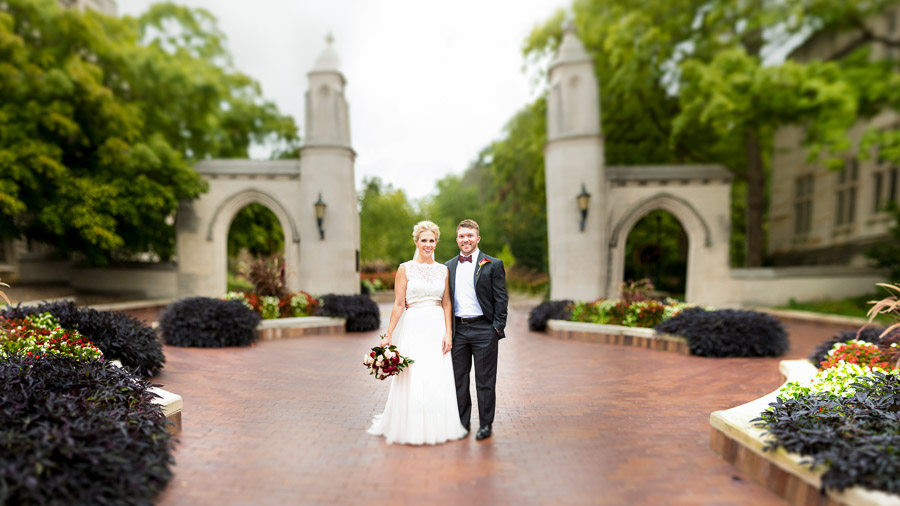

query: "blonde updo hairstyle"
xmin=412 ymin=220 xmax=441 ymax=242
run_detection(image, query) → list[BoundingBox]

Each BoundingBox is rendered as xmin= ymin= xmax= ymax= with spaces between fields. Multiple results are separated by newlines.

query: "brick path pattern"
xmin=150 ymin=306 xmax=848 ymax=505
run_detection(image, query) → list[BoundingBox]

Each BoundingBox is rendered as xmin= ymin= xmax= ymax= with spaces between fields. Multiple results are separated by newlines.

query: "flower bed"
xmin=1 ymin=300 xmax=166 ymax=376
xmin=541 ymin=302 xmax=788 ymax=358
xmin=225 ymin=290 xmax=320 ymax=319
xmin=752 ymin=339 xmax=900 ymax=497
xmin=569 ymin=298 xmax=695 ymax=328
xmin=709 ymin=360 xmax=900 ymax=506
xmin=719 ymin=284 xmax=900 ymax=503
xmin=225 ymin=291 xmax=378 ymax=332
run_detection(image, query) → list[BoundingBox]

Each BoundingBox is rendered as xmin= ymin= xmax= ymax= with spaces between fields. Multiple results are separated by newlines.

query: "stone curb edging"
xmin=111 ymin=360 xmax=182 ymax=435
xmin=755 ymin=308 xmax=870 ymax=329
xmin=545 ymin=319 xmax=690 ymax=355
xmin=150 ymin=386 xmax=183 ymax=435
xmin=256 ymin=316 xmax=346 ymax=340
xmin=710 ymin=360 xmax=900 ymax=506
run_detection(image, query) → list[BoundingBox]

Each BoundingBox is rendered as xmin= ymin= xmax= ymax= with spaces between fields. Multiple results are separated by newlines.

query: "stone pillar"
xmin=545 ymin=25 xmax=608 ymax=301
xmin=297 ymin=35 xmax=360 ymax=295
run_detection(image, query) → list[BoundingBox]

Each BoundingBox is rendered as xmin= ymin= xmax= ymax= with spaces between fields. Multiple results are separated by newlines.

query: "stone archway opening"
xmin=624 ymin=209 xmax=688 ymax=299
xmin=226 ymin=203 xmax=287 ymax=293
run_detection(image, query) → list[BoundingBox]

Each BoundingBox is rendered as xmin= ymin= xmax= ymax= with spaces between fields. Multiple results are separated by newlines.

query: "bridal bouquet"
xmin=363 ymin=339 xmax=414 ymax=380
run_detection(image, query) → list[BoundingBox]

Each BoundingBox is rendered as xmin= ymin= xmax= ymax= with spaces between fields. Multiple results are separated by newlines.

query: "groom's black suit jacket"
xmin=446 ymin=251 xmax=509 ymax=338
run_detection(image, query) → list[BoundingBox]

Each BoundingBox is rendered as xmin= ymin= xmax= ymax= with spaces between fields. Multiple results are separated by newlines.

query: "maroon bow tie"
xmin=459 ymin=255 xmax=473 ymax=263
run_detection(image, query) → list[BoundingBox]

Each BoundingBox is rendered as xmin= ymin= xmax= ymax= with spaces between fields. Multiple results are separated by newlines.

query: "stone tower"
xmin=544 ymin=24 xmax=608 ymax=301
xmin=296 ymin=34 xmax=360 ymax=294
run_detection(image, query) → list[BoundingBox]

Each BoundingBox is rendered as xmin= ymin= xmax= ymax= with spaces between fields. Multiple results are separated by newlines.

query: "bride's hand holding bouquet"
xmin=363 ymin=334 xmax=414 ymax=380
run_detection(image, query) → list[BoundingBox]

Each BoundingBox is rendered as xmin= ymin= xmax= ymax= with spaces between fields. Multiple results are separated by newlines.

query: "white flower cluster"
xmin=779 ymin=361 xmax=891 ymax=401
xmin=290 ymin=293 xmax=317 ymax=317
xmin=260 ymin=296 xmax=280 ymax=320
xmin=224 ymin=291 xmax=253 ymax=311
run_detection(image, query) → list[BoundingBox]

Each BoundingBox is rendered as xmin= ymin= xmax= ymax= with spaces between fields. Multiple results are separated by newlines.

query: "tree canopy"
xmin=0 ymin=0 xmax=298 ymax=265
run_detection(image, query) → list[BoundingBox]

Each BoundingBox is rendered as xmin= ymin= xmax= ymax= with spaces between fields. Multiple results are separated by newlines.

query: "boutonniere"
xmin=476 ymin=258 xmax=491 ymax=275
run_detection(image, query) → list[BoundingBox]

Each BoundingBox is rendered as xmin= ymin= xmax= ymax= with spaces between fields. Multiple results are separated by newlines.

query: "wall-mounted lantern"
xmin=314 ymin=193 xmax=327 ymax=240
xmin=576 ymin=184 xmax=591 ymax=232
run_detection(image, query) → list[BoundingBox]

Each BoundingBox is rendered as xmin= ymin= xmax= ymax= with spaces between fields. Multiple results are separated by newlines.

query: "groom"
xmin=446 ymin=219 xmax=508 ymax=441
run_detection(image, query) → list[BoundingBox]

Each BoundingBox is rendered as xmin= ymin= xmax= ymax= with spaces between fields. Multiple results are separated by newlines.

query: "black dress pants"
xmin=451 ymin=317 xmax=498 ymax=428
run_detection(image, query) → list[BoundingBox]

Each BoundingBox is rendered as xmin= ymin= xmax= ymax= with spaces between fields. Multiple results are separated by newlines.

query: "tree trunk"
xmin=744 ymin=127 xmax=765 ymax=267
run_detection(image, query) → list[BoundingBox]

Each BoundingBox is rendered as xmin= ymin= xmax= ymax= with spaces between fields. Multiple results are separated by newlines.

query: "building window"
xmin=835 ymin=159 xmax=858 ymax=226
xmin=794 ymin=174 xmax=814 ymax=235
xmin=873 ymin=166 xmax=899 ymax=213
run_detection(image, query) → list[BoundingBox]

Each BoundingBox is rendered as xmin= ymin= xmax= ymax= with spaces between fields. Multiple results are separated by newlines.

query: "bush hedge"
xmin=1 ymin=301 xmax=165 ymax=376
xmin=319 ymin=294 xmax=380 ymax=332
xmin=159 ymin=297 xmax=261 ymax=347
xmin=0 ymin=355 xmax=174 ymax=505
xmin=527 ymin=300 xmax=571 ymax=331
xmin=654 ymin=307 xmax=789 ymax=357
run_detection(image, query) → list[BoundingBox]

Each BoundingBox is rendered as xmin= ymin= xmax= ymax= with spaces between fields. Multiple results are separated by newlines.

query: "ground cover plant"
xmin=0 ymin=301 xmax=165 ymax=376
xmin=319 ymin=294 xmax=380 ymax=332
xmin=654 ymin=307 xmax=789 ymax=357
xmin=0 ymin=355 xmax=174 ymax=505
xmin=159 ymin=297 xmax=261 ymax=347
xmin=756 ymin=283 xmax=900 ymax=495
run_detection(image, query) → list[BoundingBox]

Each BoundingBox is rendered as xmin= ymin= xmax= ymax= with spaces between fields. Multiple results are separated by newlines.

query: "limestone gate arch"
xmin=544 ymin=26 xmax=733 ymax=305
xmin=175 ymin=38 xmax=359 ymax=298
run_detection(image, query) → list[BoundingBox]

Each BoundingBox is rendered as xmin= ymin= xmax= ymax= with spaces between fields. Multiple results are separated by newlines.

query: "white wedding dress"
xmin=367 ymin=261 xmax=468 ymax=445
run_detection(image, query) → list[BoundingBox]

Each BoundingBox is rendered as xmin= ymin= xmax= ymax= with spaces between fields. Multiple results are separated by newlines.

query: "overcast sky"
xmin=117 ymin=0 xmax=571 ymax=201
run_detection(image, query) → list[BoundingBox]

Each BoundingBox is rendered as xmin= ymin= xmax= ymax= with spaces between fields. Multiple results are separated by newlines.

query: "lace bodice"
xmin=404 ymin=261 xmax=447 ymax=304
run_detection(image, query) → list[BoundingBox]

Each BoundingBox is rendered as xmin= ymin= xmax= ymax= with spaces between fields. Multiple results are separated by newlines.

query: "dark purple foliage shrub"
xmin=755 ymin=372 xmax=900 ymax=494
xmin=654 ymin=307 xmax=788 ymax=357
xmin=527 ymin=300 xmax=571 ymax=331
xmin=0 ymin=355 xmax=174 ymax=505
xmin=318 ymin=294 xmax=380 ymax=332
xmin=159 ymin=297 xmax=261 ymax=347
xmin=1 ymin=300 xmax=165 ymax=376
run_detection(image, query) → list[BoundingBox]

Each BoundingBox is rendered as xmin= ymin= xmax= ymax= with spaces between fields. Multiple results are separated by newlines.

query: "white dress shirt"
xmin=454 ymin=248 xmax=483 ymax=318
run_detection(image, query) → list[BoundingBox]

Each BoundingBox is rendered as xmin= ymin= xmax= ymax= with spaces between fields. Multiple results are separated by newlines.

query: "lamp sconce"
xmin=314 ymin=193 xmax=327 ymax=240
xmin=576 ymin=184 xmax=591 ymax=232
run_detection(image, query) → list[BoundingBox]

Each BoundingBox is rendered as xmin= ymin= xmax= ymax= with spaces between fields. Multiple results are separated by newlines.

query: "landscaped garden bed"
xmin=533 ymin=297 xmax=789 ymax=358
xmin=0 ymin=282 xmax=181 ymax=504
xmin=712 ymin=283 xmax=900 ymax=505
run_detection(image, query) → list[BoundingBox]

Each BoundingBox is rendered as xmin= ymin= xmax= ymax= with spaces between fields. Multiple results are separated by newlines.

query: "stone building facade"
xmin=769 ymin=8 xmax=900 ymax=268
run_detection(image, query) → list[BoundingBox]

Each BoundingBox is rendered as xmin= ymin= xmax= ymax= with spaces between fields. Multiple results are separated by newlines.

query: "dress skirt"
xmin=367 ymin=305 xmax=467 ymax=445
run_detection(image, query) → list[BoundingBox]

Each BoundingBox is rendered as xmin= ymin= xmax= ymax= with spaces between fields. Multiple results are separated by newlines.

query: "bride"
xmin=367 ymin=221 xmax=468 ymax=445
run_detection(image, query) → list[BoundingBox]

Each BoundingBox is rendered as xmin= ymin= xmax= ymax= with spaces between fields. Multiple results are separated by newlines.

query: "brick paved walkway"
xmin=152 ymin=306 xmax=850 ymax=505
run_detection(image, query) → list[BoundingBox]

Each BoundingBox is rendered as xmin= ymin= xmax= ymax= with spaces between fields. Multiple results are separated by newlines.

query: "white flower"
xmin=384 ymin=350 xmax=395 ymax=360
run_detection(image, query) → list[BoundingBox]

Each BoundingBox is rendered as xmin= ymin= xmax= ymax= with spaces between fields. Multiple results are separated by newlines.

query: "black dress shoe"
xmin=475 ymin=425 xmax=492 ymax=441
